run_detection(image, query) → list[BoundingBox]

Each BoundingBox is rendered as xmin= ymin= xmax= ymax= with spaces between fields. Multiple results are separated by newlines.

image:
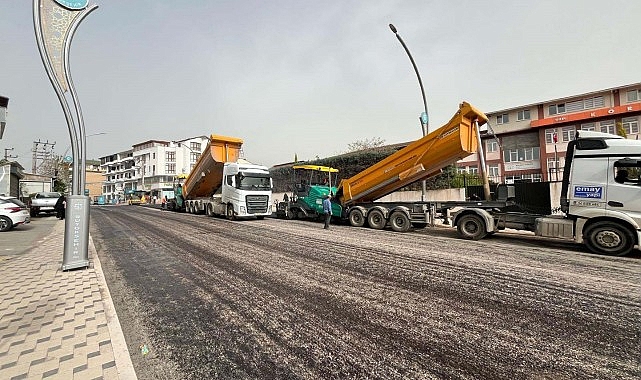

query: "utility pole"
xmin=32 ymin=139 xmax=56 ymax=174
xmin=4 ymin=147 xmax=17 ymax=160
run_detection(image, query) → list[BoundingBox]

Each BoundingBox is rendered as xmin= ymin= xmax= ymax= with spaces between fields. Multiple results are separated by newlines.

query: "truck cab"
xmin=217 ymin=162 xmax=273 ymax=219
xmin=560 ymin=130 xmax=641 ymax=255
xmin=454 ymin=130 xmax=641 ymax=256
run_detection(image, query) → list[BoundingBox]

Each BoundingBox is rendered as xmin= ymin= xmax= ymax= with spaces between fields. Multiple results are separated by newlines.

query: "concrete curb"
xmin=89 ymin=234 xmax=138 ymax=380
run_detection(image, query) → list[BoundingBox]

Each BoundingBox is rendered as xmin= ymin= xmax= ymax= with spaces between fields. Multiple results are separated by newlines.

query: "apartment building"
xmin=458 ymin=83 xmax=641 ymax=183
xmin=100 ymin=136 xmax=209 ymax=203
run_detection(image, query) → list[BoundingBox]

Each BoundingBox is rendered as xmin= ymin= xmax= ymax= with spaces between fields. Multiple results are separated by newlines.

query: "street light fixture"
xmin=389 ymin=23 xmax=429 ymax=201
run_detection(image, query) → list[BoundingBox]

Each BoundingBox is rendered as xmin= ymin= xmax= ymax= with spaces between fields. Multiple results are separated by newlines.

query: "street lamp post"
xmin=389 ymin=24 xmax=429 ymax=202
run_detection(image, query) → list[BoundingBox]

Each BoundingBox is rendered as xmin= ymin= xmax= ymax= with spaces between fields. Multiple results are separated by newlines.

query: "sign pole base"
xmin=62 ymin=195 xmax=90 ymax=271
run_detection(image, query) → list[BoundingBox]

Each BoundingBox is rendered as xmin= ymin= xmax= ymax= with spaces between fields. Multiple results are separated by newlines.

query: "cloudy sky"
xmin=1 ymin=0 xmax=639 ymax=168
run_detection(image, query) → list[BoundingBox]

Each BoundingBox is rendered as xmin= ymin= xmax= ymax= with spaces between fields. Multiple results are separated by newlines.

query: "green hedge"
xmin=270 ymin=145 xmax=484 ymax=193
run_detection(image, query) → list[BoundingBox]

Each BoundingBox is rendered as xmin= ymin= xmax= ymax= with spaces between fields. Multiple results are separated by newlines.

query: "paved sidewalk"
xmin=0 ymin=221 xmax=136 ymax=380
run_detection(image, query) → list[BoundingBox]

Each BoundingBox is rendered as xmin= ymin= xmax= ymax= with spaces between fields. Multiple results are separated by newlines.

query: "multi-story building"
xmin=100 ymin=136 xmax=209 ymax=203
xmin=458 ymin=82 xmax=641 ymax=183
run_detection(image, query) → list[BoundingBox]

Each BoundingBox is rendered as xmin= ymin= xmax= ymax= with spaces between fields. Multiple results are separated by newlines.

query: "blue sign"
xmin=574 ymin=186 xmax=603 ymax=199
xmin=63 ymin=155 xmax=73 ymax=163
xmin=420 ymin=112 xmax=428 ymax=125
xmin=53 ymin=0 xmax=89 ymax=10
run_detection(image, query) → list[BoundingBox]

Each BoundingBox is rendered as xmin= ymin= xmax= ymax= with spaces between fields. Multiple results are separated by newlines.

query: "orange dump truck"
xmin=332 ymin=102 xmax=489 ymax=231
xmin=168 ymin=135 xmax=273 ymax=219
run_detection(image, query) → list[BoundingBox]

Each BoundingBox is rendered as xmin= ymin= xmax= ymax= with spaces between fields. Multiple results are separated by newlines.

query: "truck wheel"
xmin=457 ymin=214 xmax=487 ymax=240
xmin=30 ymin=209 xmax=37 ymax=217
xmin=206 ymin=204 xmax=214 ymax=217
xmin=389 ymin=211 xmax=411 ymax=232
xmin=584 ymin=221 xmax=635 ymax=256
xmin=286 ymin=208 xmax=296 ymax=220
xmin=0 ymin=216 xmax=12 ymax=232
xmin=367 ymin=210 xmax=386 ymax=230
xmin=226 ymin=204 xmax=236 ymax=220
xmin=348 ymin=209 xmax=365 ymax=227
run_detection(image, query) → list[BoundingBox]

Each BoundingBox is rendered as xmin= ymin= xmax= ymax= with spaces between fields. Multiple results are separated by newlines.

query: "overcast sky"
xmin=1 ymin=0 xmax=639 ymax=169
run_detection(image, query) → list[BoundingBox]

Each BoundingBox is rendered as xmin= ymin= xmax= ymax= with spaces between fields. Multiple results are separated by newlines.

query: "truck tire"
xmin=226 ymin=204 xmax=236 ymax=220
xmin=367 ymin=209 xmax=386 ymax=230
xmin=584 ymin=221 xmax=635 ymax=256
xmin=0 ymin=216 xmax=12 ymax=232
xmin=206 ymin=204 xmax=214 ymax=217
xmin=348 ymin=209 xmax=365 ymax=227
xmin=389 ymin=211 xmax=411 ymax=232
xmin=456 ymin=214 xmax=487 ymax=240
xmin=286 ymin=208 xmax=297 ymax=220
xmin=30 ymin=208 xmax=38 ymax=217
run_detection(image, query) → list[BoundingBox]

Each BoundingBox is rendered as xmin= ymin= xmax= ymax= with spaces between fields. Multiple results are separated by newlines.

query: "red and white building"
xmin=458 ymin=83 xmax=641 ymax=183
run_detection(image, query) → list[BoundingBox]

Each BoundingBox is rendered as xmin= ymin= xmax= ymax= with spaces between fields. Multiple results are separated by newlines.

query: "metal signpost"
xmin=33 ymin=0 xmax=98 ymax=270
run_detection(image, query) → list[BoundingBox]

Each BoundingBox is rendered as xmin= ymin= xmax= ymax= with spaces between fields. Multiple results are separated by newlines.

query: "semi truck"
xmin=166 ymin=135 xmax=273 ymax=220
xmin=277 ymin=101 xmax=491 ymax=227
xmin=278 ymin=101 xmax=641 ymax=256
xmin=452 ymin=129 xmax=641 ymax=256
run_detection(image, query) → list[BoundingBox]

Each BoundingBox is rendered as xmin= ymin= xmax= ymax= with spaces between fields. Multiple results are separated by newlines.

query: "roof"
xmin=292 ymin=164 xmax=339 ymax=173
xmin=487 ymin=82 xmax=641 ymax=115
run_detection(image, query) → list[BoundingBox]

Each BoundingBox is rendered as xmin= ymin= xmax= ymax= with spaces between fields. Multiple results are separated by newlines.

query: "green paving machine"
xmin=276 ymin=165 xmax=342 ymax=220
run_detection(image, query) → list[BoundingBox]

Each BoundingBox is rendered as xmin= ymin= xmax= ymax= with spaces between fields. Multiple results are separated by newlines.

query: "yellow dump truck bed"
xmin=336 ymin=102 xmax=488 ymax=205
xmin=182 ymin=135 xmax=243 ymax=199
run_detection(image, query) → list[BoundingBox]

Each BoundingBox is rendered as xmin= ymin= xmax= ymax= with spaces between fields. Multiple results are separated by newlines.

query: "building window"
xmin=517 ymin=109 xmax=530 ymax=121
xmin=627 ymin=90 xmax=640 ymax=102
xmin=549 ymin=103 xmax=566 ymax=115
xmin=190 ymin=152 xmax=200 ymax=163
xmin=599 ymin=120 xmax=615 ymax=135
xmin=165 ymin=163 xmax=176 ymax=174
xmin=166 ymin=151 xmax=176 ymax=162
xmin=496 ymin=113 xmax=509 ymax=124
xmin=561 ymin=126 xmax=575 ymax=142
xmin=545 ymin=129 xmax=558 ymax=144
xmin=486 ymin=140 xmax=498 ymax=152
xmin=622 ymin=117 xmax=639 ymax=135
xmin=506 ymin=174 xmax=542 ymax=184
xmin=152 ymin=153 xmax=156 ymax=159
xmin=468 ymin=166 xmax=478 ymax=174
xmin=457 ymin=167 xmax=466 ymax=174
xmin=504 ymin=147 xmax=540 ymax=163
xmin=488 ymin=164 xmax=499 ymax=177
xmin=547 ymin=157 xmax=556 ymax=168
xmin=581 ymin=123 xmax=595 ymax=131
xmin=190 ymin=142 xmax=202 ymax=151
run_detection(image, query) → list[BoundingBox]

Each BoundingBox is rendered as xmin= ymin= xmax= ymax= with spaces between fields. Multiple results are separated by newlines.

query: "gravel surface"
xmin=90 ymin=206 xmax=641 ymax=380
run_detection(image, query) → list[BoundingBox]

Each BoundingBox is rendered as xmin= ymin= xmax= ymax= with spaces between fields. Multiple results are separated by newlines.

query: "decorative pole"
xmin=33 ymin=0 xmax=98 ymax=270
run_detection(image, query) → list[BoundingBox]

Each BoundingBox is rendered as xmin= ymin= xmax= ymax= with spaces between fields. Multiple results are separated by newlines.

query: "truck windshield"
xmin=237 ymin=174 xmax=271 ymax=190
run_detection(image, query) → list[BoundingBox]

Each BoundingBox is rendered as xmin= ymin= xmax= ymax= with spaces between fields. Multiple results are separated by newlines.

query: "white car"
xmin=0 ymin=196 xmax=31 ymax=232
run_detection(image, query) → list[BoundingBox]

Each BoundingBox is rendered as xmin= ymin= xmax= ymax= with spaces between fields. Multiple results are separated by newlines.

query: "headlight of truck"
xmin=240 ymin=206 xmax=246 ymax=214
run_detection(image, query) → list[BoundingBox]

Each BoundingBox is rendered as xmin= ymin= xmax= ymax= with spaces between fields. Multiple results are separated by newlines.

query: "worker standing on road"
xmin=322 ymin=194 xmax=332 ymax=229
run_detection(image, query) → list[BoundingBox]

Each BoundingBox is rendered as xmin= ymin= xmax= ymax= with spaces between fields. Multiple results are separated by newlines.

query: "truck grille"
xmin=246 ymin=195 xmax=269 ymax=214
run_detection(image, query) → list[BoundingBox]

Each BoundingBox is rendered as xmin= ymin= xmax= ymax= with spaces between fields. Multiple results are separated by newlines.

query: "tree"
xmin=40 ymin=155 xmax=71 ymax=194
xmin=346 ymin=137 xmax=386 ymax=153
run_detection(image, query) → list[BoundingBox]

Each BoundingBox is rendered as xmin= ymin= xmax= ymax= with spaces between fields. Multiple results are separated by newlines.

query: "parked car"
xmin=29 ymin=191 xmax=61 ymax=217
xmin=0 ymin=196 xmax=31 ymax=232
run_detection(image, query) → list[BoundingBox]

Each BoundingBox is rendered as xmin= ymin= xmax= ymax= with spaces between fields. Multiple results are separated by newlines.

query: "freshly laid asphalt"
xmin=0 ymin=217 xmax=136 ymax=380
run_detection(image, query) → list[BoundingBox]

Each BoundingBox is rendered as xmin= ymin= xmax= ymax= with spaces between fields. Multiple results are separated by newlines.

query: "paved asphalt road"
xmin=89 ymin=205 xmax=641 ymax=380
